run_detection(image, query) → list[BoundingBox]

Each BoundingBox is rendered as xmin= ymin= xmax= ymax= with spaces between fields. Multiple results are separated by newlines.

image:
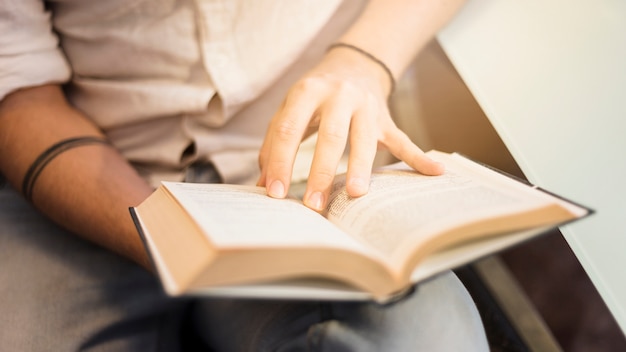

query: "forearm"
xmin=0 ymin=85 xmax=153 ymax=269
xmin=338 ymin=0 xmax=466 ymax=91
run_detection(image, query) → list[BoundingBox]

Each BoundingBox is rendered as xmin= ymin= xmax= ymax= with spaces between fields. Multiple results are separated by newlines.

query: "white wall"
xmin=438 ymin=0 xmax=626 ymax=332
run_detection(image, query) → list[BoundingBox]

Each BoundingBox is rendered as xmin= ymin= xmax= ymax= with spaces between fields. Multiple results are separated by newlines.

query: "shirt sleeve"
xmin=0 ymin=0 xmax=71 ymax=101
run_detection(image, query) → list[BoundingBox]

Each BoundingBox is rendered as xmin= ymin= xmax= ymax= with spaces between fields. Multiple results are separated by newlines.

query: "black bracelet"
xmin=327 ymin=42 xmax=396 ymax=95
xmin=21 ymin=136 xmax=110 ymax=201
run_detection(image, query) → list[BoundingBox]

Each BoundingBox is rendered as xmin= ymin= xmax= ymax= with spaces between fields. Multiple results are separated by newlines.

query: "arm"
xmin=0 ymin=85 xmax=153 ymax=269
xmin=258 ymin=0 xmax=465 ymax=210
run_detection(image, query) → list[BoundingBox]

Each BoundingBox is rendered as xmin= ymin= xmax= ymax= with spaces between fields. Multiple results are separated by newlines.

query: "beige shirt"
xmin=0 ymin=0 xmax=364 ymax=186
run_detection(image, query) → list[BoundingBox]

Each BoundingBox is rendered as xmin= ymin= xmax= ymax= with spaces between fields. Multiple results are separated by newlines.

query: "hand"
xmin=257 ymin=47 xmax=444 ymax=211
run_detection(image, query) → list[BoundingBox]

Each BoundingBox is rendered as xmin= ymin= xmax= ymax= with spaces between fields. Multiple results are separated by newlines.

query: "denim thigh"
xmin=0 ymin=185 xmax=190 ymax=352
xmin=191 ymin=272 xmax=488 ymax=352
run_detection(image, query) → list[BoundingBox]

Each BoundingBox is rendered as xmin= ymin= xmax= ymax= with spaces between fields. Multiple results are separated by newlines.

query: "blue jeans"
xmin=0 ymin=174 xmax=488 ymax=351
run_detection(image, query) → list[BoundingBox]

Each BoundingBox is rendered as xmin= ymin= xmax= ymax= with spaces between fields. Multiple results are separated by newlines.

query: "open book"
xmin=131 ymin=150 xmax=590 ymax=303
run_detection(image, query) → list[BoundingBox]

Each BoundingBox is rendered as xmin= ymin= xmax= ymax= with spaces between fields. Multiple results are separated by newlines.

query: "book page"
xmin=325 ymin=152 xmax=572 ymax=264
xmin=161 ymin=182 xmax=382 ymax=258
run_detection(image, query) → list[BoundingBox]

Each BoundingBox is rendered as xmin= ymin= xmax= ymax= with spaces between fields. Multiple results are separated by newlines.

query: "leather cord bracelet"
xmin=327 ymin=42 xmax=396 ymax=95
xmin=21 ymin=136 xmax=110 ymax=201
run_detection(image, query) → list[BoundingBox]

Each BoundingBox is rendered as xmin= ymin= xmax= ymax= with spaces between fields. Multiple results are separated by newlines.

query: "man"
xmin=0 ymin=0 xmax=488 ymax=350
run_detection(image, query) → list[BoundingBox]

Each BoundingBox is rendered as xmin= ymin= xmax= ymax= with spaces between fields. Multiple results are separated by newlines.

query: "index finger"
xmin=263 ymin=90 xmax=321 ymax=199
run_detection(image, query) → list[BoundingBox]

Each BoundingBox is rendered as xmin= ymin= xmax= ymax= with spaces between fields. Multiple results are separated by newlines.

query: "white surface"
xmin=438 ymin=0 xmax=626 ymax=332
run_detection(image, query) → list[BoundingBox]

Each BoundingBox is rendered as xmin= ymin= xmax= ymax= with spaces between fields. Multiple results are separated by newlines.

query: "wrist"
xmin=324 ymin=43 xmax=395 ymax=97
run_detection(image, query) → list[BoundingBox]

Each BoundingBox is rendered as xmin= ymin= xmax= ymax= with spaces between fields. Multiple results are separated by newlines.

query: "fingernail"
xmin=307 ymin=191 xmax=325 ymax=211
xmin=268 ymin=180 xmax=285 ymax=198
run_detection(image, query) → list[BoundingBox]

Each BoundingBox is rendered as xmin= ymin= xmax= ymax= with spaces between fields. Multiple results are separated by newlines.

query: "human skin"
xmin=258 ymin=0 xmax=465 ymax=211
xmin=0 ymin=85 xmax=154 ymax=269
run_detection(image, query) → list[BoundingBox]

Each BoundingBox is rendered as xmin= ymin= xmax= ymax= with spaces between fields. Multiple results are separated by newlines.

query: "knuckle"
xmin=273 ymin=120 xmax=301 ymax=141
xmin=334 ymin=80 xmax=354 ymax=95
xmin=320 ymin=123 xmax=347 ymax=144
xmin=350 ymin=122 xmax=378 ymax=149
xmin=336 ymin=81 xmax=364 ymax=101
xmin=294 ymin=76 xmax=324 ymax=94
